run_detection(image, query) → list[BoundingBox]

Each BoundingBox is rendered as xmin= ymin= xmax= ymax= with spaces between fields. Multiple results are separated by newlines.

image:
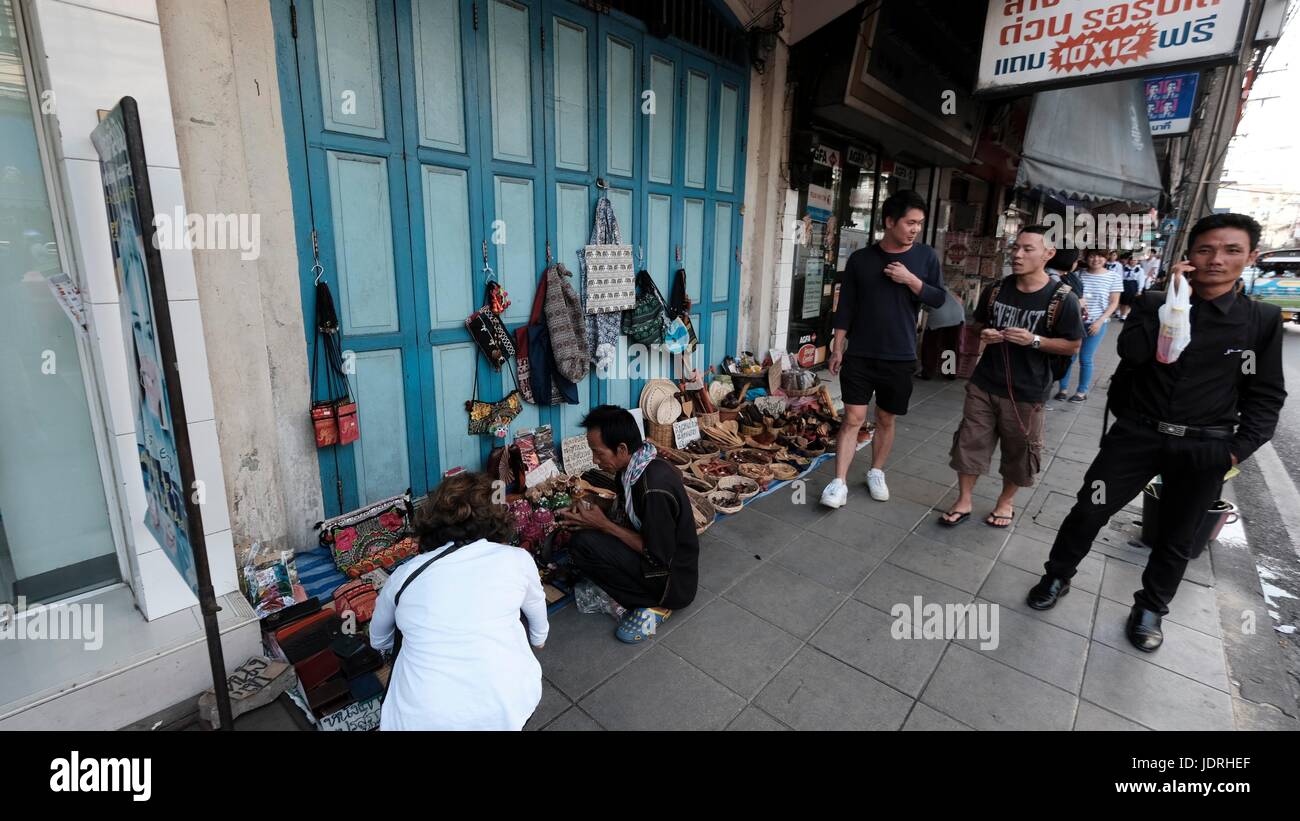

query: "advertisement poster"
xmin=806 ymin=184 xmax=834 ymax=222
xmin=1144 ymin=71 xmax=1199 ymax=135
xmin=837 ymin=227 xmax=869 ymax=271
xmin=802 ymin=258 xmax=825 ymax=320
xmin=91 ymin=99 xmax=201 ymax=596
xmin=978 ymin=0 xmax=1247 ymax=93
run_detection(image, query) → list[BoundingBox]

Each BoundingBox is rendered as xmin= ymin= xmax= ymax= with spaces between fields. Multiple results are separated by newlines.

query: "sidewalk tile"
xmin=1074 ymin=700 xmax=1151 ymax=731
xmin=912 ymin=514 xmax=1012 ymax=560
xmin=855 ymin=561 xmax=974 ymax=615
xmin=811 ymin=598 xmax=947 ymax=697
xmin=1029 ymin=489 xmax=1084 ymax=531
xmin=579 ymin=647 xmax=745 ymax=731
xmin=1090 ymin=598 xmax=1229 ymax=692
xmin=920 ymin=644 xmax=1076 ymax=730
xmin=663 ymin=599 xmax=802 ymax=698
xmin=902 ymin=702 xmax=972 ymax=730
xmin=1080 ymin=642 xmax=1234 ymax=730
xmin=710 ymin=507 xmax=805 ymax=556
xmin=1099 ymin=560 xmax=1222 ymax=638
xmin=755 ymin=647 xmax=913 ymax=731
xmin=847 ymin=496 xmax=934 ymax=532
xmin=978 ymin=561 xmax=1097 ymax=638
xmin=525 ymin=680 xmax=572 ymax=731
xmin=776 ymin=536 xmax=886 ymax=592
xmin=543 ymin=707 xmax=603 ymax=731
xmin=539 ymin=604 xmax=652 ymax=700
xmin=1040 ymin=458 xmax=1092 ymax=492
xmin=809 ymin=507 xmax=908 ymax=554
xmin=727 ymin=706 xmax=789 ymax=731
xmin=697 ymin=536 xmax=766 ymax=594
xmin=883 ymin=472 xmax=955 ymax=507
xmin=723 ymin=563 xmax=844 ymax=639
xmin=750 ymin=486 xmax=833 ymax=529
xmin=957 ymin=597 xmax=1089 ymax=694
xmin=998 ymin=533 xmax=1105 ymax=594
xmin=894 ymin=454 xmax=959 ymax=486
xmin=888 ymin=533 xmax=996 ymax=594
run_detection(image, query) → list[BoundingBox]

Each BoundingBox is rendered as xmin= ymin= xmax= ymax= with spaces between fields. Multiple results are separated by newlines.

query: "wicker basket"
xmin=718 ymin=401 xmax=750 ymax=423
xmin=686 ymin=489 xmax=717 ymax=534
xmin=739 ymin=422 xmax=764 ymax=438
xmin=783 ymin=384 xmax=822 ymax=398
xmin=696 ymin=410 xmax=720 ymax=429
xmin=708 ymin=490 xmax=744 ymax=515
xmin=645 ymin=418 xmax=677 ymax=450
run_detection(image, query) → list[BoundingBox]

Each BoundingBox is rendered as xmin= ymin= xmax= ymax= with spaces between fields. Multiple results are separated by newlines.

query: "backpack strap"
xmin=1044 ymin=279 xmax=1068 ymax=333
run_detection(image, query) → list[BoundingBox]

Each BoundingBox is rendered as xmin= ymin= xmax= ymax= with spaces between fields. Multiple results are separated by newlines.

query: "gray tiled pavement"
xmin=529 ymin=333 xmax=1244 ymax=730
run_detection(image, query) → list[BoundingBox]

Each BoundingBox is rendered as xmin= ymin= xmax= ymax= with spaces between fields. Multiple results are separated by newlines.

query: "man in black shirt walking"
xmin=822 ymin=190 xmax=946 ymax=509
xmin=1028 ymin=213 xmax=1286 ymax=652
xmin=941 ymin=226 xmax=1084 ymax=528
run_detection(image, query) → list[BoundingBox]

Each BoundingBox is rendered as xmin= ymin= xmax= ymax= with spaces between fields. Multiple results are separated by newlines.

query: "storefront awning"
xmin=1015 ymin=80 xmax=1163 ymax=207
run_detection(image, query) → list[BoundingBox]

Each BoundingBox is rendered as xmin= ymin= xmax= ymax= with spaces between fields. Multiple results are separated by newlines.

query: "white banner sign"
xmin=977 ymin=0 xmax=1247 ymax=93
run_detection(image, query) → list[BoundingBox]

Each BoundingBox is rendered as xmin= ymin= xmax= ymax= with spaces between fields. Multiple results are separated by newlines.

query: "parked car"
xmin=1245 ymin=250 xmax=1300 ymax=323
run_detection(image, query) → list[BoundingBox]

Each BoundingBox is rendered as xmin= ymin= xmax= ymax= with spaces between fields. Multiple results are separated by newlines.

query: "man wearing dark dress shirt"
xmin=1027 ymin=213 xmax=1286 ymax=652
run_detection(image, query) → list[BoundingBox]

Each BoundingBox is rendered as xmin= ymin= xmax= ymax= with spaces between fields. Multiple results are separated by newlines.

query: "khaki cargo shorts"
xmin=949 ymin=382 xmax=1046 ymax=488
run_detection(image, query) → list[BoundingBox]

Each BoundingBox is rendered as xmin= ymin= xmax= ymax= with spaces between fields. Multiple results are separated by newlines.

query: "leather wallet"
xmin=306 ymin=676 xmax=353 ymax=718
xmin=340 ymin=646 xmax=383 ymax=680
xmin=273 ymin=610 xmax=342 ymax=664
xmin=348 ymin=672 xmax=383 ymax=702
xmin=295 ymin=647 xmax=342 ymax=691
xmin=258 ymin=597 xmax=321 ymax=633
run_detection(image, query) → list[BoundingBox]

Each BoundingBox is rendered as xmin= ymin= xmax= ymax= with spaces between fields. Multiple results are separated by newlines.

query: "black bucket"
xmin=1140 ymin=478 xmax=1238 ymax=558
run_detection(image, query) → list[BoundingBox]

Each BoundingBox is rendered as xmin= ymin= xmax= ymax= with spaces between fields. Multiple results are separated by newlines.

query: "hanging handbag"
xmin=465 ymin=280 xmax=516 ymax=370
xmin=583 ymin=197 xmax=630 ymax=366
xmin=526 ymin=270 xmax=579 ymax=405
xmin=311 ymin=281 xmax=361 ymax=447
xmin=465 ymin=366 xmax=522 ymax=437
xmin=623 ymin=269 xmax=669 ymax=347
xmin=543 ymin=263 xmax=589 ymax=383
xmin=664 ymin=268 xmax=699 ymax=354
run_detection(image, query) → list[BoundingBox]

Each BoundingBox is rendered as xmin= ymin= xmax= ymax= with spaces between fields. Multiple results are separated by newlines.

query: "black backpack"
xmin=984 ymin=276 xmax=1075 ymax=381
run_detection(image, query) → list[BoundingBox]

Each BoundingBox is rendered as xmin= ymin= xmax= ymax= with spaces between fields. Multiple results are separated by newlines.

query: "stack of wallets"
xmin=348 ymin=672 xmax=384 ymax=702
xmin=259 ymin=597 xmax=321 ymax=634
xmin=296 ymin=648 xmax=343 ymax=691
xmin=271 ymin=610 xmax=342 ymax=664
xmin=306 ymin=676 xmax=352 ymax=718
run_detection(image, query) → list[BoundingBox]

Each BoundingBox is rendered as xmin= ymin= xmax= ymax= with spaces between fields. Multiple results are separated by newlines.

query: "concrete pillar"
xmin=156 ymin=0 xmax=323 ymax=553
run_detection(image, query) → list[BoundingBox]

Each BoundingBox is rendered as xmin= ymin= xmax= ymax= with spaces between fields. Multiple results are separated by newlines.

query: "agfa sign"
xmin=977 ymin=0 xmax=1247 ymax=94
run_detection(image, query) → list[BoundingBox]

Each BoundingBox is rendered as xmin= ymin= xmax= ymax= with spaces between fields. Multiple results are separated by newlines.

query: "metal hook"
xmin=675 ymin=244 xmax=682 ymax=262
xmin=546 ymin=240 xmax=552 ymax=265
xmin=312 ymin=262 xmax=325 ymax=286
xmin=637 ymin=245 xmax=644 ymax=265
xmin=481 ymin=239 xmax=488 ymax=265
xmin=595 ymin=176 xmax=608 ymax=190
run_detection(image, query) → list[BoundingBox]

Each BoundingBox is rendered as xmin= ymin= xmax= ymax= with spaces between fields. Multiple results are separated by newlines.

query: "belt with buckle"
xmin=1126 ymin=413 xmax=1234 ymax=440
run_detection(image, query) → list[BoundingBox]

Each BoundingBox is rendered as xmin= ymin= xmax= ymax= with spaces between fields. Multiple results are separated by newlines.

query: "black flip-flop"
xmin=1068 ymin=394 xmax=1088 ymax=403
xmin=939 ymin=510 xmax=971 ymax=527
xmin=985 ymin=511 xmax=1014 ymax=528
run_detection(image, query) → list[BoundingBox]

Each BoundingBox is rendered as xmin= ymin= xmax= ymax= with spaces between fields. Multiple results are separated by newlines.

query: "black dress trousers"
xmin=1044 ymin=418 xmax=1232 ymax=614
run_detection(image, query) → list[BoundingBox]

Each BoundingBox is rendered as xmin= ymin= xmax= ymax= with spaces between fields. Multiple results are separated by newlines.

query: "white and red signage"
xmin=977 ymin=0 xmax=1248 ymax=93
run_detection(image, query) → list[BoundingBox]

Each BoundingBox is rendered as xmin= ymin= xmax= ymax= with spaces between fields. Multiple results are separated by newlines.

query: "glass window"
xmin=0 ymin=1 xmax=119 ymax=607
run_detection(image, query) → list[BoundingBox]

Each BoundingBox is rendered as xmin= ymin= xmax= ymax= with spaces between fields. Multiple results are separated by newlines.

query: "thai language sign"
xmin=978 ymin=0 xmax=1247 ymax=93
xmin=1145 ymin=71 xmax=1199 ymax=134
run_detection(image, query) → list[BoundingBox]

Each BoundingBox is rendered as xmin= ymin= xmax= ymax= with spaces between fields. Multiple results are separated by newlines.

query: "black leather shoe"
xmin=1026 ymin=576 xmax=1070 ymax=610
xmin=1126 ymin=606 xmax=1164 ymax=652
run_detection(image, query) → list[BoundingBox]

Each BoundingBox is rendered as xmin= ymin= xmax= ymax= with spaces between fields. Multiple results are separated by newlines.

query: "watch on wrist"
xmin=1031 ymin=335 xmax=1042 ymax=349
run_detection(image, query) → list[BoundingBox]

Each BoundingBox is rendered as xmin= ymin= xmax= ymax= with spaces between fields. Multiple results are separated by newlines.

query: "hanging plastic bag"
xmin=1156 ymin=272 xmax=1192 ymax=364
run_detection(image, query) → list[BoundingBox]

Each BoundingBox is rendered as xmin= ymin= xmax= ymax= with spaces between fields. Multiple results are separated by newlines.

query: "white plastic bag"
xmin=1156 ymin=273 xmax=1192 ymax=364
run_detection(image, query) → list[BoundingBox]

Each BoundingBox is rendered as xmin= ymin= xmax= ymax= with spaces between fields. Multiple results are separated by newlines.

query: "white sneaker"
xmin=866 ymin=469 xmax=890 ymax=501
xmin=820 ymin=478 xmax=848 ymax=509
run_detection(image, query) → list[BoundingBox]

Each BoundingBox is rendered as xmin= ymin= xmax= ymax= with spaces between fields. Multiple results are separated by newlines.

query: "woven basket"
xmin=708 ymin=490 xmax=744 ymax=515
xmin=696 ymin=410 xmax=720 ymax=429
xmin=739 ymin=422 xmax=764 ymax=438
xmin=686 ymin=489 xmax=716 ymax=534
xmin=783 ymin=384 xmax=821 ymax=398
xmin=645 ymin=418 xmax=676 ymax=450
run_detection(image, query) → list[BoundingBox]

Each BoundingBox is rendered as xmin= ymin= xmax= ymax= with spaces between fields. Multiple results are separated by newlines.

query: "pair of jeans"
xmin=1057 ymin=321 xmax=1108 ymax=394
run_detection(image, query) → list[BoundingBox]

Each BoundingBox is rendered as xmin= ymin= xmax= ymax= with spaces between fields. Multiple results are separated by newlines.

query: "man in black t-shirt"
xmin=940 ymin=227 xmax=1083 ymax=529
xmin=821 ymin=190 xmax=947 ymax=510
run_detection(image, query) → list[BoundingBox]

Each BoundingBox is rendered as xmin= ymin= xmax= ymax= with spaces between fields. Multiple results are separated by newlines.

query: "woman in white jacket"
xmin=369 ymin=472 xmax=549 ymax=730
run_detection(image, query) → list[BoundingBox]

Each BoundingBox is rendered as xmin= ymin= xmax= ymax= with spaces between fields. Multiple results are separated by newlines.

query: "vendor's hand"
xmin=1002 ymin=327 xmax=1035 ymax=346
xmin=1230 ymin=452 xmax=1239 ymax=467
xmin=884 ymin=261 xmax=919 ymax=289
xmin=980 ymin=328 xmax=1005 ymax=344
xmin=1089 ymin=321 xmax=1104 ymax=337
xmin=829 ymin=350 xmax=844 ymax=376
xmin=557 ymin=499 xmax=609 ymax=531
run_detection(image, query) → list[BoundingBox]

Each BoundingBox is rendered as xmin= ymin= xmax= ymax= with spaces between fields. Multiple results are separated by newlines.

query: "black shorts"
xmin=839 ymin=356 xmax=915 ymax=414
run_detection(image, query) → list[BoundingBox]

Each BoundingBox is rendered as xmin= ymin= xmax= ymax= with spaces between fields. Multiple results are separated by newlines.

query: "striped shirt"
xmin=1078 ymin=268 xmax=1124 ymax=323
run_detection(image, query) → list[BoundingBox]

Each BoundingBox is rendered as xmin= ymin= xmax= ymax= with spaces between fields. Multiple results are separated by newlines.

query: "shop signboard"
xmin=91 ymin=99 xmax=201 ymax=598
xmin=847 ymin=146 xmax=874 ymax=168
xmin=806 ymin=184 xmax=834 ymax=222
xmin=812 ymin=146 xmax=841 ymax=168
xmin=1144 ymin=71 xmax=1199 ymax=135
xmin=893 ymin=163 xmax=915 ymax=186
xmin=977 ymin=0 xmax=1248 ymax=94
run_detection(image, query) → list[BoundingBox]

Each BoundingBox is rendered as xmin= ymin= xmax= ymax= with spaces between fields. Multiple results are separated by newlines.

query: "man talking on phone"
xmin=1027 ymin=214 xmax=1286 ymax=652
